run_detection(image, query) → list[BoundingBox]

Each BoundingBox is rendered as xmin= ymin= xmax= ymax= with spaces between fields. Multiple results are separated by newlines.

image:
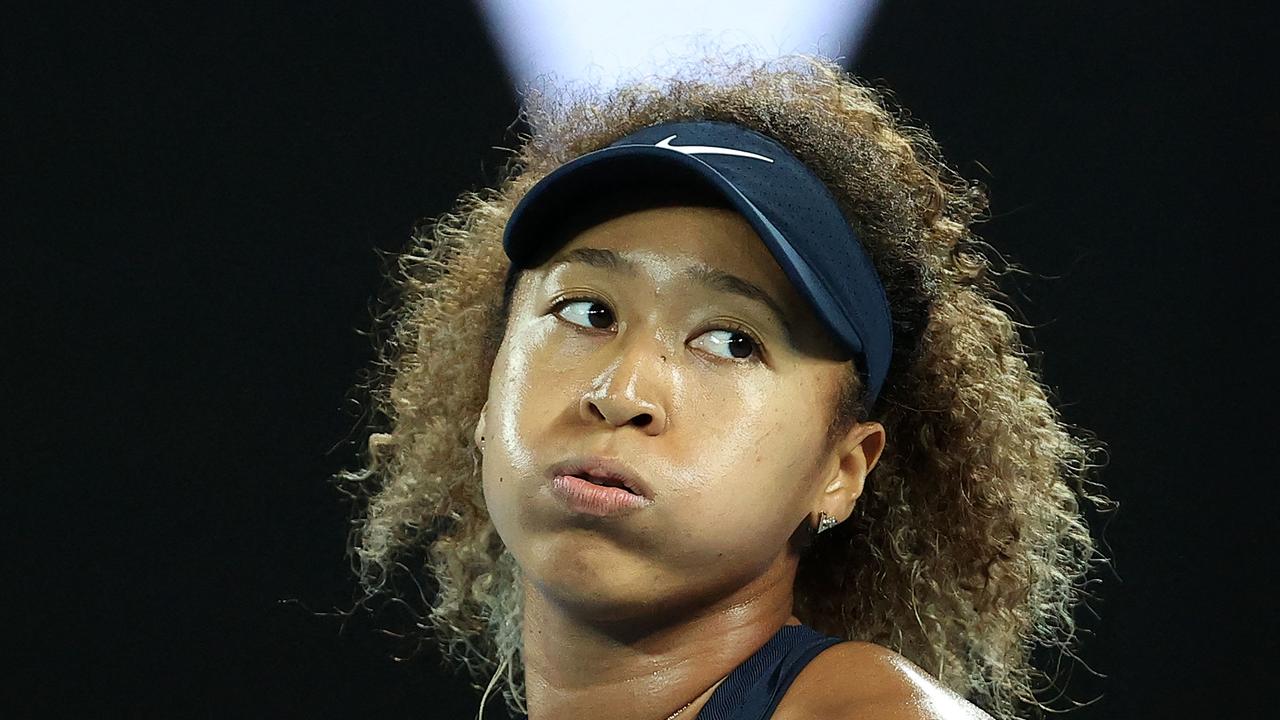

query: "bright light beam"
xmin=474 ymin=0 xmax=881 ymax=97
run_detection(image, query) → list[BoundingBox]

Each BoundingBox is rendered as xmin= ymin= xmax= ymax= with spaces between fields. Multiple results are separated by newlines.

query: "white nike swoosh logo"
xmin=653 ymin=134 xmax=774 ymax=163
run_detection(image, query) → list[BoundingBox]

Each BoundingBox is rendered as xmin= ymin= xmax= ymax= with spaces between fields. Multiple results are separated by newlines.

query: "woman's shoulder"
xmin=776 ymin=640 xmax=995 ymax=720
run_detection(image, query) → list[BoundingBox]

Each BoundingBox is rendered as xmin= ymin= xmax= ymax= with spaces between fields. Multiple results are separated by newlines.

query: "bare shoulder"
xmin=775 ymin=641 xmax=995 ymax=720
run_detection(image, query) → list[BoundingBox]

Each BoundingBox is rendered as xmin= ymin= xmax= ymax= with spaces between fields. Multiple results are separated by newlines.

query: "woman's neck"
xmin=520 ymin=568 xmax=801 ymax=720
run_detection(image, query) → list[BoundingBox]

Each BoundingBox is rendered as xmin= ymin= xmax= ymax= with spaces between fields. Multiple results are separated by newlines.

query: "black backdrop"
xmin=6 ymin=3 xmax=1273 ymax=718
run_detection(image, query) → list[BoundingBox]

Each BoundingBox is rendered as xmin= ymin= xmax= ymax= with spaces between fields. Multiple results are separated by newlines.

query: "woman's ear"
xmin=474 ymin=401 xmax=489 ymax=449
xmin=815 ymin=421 xmax=886 ymax=524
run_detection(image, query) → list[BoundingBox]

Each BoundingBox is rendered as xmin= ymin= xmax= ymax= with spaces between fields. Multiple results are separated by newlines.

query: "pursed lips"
xmin=549 ymin=456 xmax=653 ymax=499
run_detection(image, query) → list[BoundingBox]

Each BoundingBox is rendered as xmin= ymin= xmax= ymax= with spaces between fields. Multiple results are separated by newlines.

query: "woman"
xmin=337 ymin=54 xmax=1108 ymax=720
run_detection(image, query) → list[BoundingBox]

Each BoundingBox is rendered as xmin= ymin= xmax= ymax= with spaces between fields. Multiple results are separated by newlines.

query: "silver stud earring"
xmin=816 ymin=511 xmax=838 ymax=534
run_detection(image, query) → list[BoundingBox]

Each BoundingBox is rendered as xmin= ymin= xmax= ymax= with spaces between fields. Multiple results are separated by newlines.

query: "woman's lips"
xmin=550 ymin=474 xmax=653 ymax=517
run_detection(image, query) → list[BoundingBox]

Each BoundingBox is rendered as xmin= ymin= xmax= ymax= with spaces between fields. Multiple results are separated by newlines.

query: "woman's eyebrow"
xmin=549 ymin=247 xmax=631 ymax=272
xmin=549 ymin=247 xmax=796 ymax=344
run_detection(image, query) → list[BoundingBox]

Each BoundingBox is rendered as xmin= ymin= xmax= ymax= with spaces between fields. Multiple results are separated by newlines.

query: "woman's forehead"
xmin=547 ymin=204 xmax=786 ymax=295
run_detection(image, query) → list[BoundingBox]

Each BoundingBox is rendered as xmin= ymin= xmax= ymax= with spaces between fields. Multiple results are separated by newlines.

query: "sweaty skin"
xmin=473 ymin=203 xmax=983 ymax=719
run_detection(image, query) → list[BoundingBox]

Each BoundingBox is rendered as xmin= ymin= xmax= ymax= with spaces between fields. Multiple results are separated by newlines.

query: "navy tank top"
xmin=694 ymin=622 xmax=845 ymax=720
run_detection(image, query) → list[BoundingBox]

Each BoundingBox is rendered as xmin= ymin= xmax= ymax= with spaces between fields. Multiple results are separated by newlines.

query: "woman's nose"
xmin=578 ymin=334 xmax=670 ymax=435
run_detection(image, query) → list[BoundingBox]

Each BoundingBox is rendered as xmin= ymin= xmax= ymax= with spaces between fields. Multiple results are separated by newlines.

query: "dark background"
xmin=6 ymin=3 xmax=1273 ymax=718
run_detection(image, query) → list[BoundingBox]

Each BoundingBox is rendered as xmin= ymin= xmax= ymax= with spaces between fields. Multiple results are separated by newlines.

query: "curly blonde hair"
xmin=335 ymin=52 xmax=1110 ymax=720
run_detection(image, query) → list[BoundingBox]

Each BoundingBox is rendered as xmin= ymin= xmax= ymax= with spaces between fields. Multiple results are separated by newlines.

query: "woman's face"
xmin=476 ymin=201 xmax=884 ymax=623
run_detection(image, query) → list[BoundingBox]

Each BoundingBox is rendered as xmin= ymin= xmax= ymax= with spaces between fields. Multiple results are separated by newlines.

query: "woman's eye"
xmin=691 ymin=328 xmax=760 ymax=361
xmin=554 ymin=299 xmax=615 ymax=329
xmin=553 ymin=297 xmax=761 ymax=362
